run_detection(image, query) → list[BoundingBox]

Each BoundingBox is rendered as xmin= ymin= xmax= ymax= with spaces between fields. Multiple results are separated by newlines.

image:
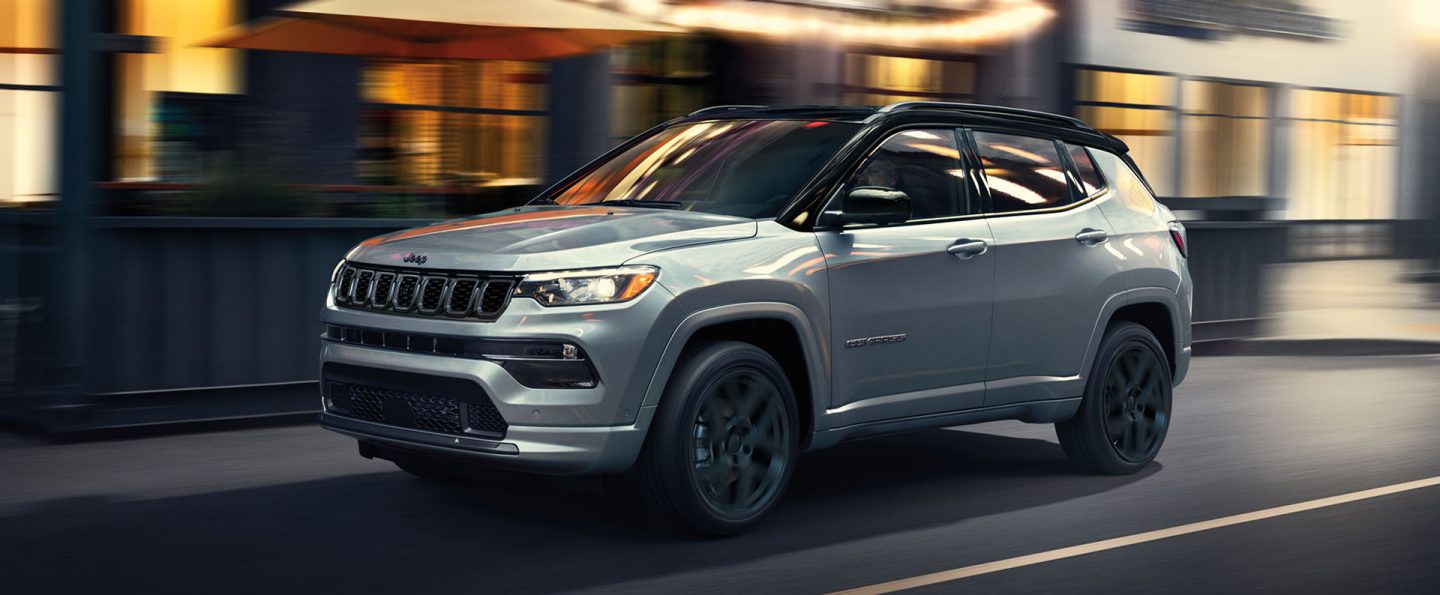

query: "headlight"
xmin=515 ymin=265 xmax=658 ymax=306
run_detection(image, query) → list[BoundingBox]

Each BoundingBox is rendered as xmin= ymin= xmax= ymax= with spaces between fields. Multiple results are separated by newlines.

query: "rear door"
xmin=967 ymin=130 xmax=1118 ymax=406
xmin=817 ymin=128 xmax=995 ymax=427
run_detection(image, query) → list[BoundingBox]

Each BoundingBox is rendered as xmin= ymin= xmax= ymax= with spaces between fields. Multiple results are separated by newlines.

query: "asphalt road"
xmin=3 ymin=354 xmax=1439 ymax=594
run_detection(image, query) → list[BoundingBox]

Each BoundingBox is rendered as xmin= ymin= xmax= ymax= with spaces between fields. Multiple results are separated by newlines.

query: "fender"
xmin=635 ymin=302 xmax=831 ymax=440
xmin=1076 ymin=287 xmax=1184 ymax=385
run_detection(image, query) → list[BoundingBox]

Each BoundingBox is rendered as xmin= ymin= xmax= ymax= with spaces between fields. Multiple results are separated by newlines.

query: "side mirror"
xmin=840 ymin=186 xmax=910 ymax=226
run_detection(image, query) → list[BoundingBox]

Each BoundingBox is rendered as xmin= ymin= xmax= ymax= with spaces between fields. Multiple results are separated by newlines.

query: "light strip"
xmin=598 ymin=0 xmax=1055 ymax=47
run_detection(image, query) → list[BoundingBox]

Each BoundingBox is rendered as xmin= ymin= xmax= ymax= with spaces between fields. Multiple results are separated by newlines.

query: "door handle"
xmin=1074 ymin=229 xmax=1110 ymax=246
xmin=947 ymin=239 xmax=988 ymax=259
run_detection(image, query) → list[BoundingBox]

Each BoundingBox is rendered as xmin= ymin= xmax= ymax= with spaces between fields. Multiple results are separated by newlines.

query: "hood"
xmin=345 ymin=206 xmax=758 ymax=272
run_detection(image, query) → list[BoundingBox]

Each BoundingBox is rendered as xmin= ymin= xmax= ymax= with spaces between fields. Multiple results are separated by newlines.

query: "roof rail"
xmin=872 ymin=101 xmax=1094 ymax=131
xmin=686 ymin=105 xmax=769 ymax=118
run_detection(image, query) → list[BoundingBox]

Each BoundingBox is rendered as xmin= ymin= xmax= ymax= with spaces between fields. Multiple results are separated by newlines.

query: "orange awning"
xmin=204 ymin=0 xmax=683 ymax=61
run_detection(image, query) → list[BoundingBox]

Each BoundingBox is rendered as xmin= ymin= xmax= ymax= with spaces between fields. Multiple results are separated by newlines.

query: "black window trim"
xmin=816 ymin=124 xmax=987 ymax=231
xmin=962 ymin=127 xmax=1117 ymax=219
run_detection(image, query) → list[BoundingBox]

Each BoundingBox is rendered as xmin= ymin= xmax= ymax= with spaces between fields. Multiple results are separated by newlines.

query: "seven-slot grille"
xmin=334 ymin=263 xmax=516 ymax=321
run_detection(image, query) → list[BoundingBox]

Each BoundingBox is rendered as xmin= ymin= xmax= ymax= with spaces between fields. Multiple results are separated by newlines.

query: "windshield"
xmin=542 ymin=120 xmax=859 ymax=218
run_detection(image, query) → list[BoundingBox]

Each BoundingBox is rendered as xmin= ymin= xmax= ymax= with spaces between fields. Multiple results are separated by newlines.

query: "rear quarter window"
xmin=1090 ymin=149 xmax=1158 ymax=216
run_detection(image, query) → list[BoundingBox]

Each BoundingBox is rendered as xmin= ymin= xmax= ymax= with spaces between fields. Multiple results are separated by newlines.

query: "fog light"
xmin=500 ymin=359 xmax=597 ymax=389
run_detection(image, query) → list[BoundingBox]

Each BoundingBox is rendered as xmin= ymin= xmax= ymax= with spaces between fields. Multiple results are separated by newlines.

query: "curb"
xmin=1193 ymin=338 xmax=1440 ymax=357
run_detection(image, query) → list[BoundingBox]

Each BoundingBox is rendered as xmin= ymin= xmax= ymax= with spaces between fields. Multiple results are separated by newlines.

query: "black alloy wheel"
xmin=638 ymin=340 xmax=799 ymax=535
xmin=1057 ymin=321 xmax=1173 ymax=475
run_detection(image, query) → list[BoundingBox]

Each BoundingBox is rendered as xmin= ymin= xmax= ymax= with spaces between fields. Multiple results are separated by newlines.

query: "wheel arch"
xmin=1079 ymin=288 xmax=1182 ymax=382
xmin=639 ymin=303 xmax=829 ymax=449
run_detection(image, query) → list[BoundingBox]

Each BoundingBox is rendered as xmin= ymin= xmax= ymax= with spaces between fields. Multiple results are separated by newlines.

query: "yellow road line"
xmin=831 ymin=475 xmax=1440 ymax=595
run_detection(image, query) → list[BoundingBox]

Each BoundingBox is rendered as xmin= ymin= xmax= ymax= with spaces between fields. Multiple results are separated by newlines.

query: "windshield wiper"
xmin=599 ymin=199 xmax=684 ymax=210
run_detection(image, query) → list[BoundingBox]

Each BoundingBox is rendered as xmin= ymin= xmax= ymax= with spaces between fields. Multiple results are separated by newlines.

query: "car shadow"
xmin=0 ymin=428 xmax=1158 ymax=594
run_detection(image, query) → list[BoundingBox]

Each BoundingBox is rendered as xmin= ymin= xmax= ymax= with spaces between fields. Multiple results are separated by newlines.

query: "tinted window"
xmin=845 ymin=129 xmax=970 ymax=220
xmin=547 ymin=120 xmax=858 ymax=218
xmin=1067 ymin=144 xmax=1105 ymax=196
xmin=973 ymin=131 xmax=1071 ymax=213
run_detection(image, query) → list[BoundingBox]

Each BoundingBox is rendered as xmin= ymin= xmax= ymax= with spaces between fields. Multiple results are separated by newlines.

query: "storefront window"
xmin=116 ymin=0 xmax=243 ymax=180
xmin=843 ymin=53 xmax=974 ymax=106
xmin=1180 ymin=80 xmax=1270 ymax=197
xmin=0 ymin=0 xmax=56 ymax=206
xmin=1287 ymin=89 xmax=1398 ymax=220
xmin=612 ymin=39 xmax=711 ymax=142
xmin=361 ymin=60 xmax=547 ymax=186
xmin=1075 ymin=68 xmax=1176 ymax=197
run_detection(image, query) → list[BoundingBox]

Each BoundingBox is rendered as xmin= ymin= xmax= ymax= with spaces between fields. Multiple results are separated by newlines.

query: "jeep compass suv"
xmin=320 ymin=102 xmax=1192 ymax=534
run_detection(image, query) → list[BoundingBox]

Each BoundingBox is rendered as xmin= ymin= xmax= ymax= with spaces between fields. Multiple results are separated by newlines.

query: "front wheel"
xmin=637 ymin=341 xmax=799 ymax=535
xmin=1057 ymin=321 xmax=1173 ymax=474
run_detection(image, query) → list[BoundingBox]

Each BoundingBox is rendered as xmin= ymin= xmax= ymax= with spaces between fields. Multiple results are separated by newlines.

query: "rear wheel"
xmin=638 ymin=341 xmax=799 ymax=535
xmin=1057 ymin=321 xmax=1172 ymax=474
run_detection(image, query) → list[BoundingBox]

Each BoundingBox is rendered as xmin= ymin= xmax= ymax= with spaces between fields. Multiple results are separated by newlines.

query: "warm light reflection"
xmin=988 ymin=143 xmax=1048 ymax=164
xmin=602 ymin=0 xmax=1054 ymax=47
xmin=1034 ymin=167 xmax=1068 ymax=185
xmin=985 ymin=176 xmax=1046 ymax=205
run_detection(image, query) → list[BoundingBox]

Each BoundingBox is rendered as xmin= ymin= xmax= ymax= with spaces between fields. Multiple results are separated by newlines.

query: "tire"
xmin=1057 ymin=321 xmax=1173 ymax=475
xmin=637 ymin=340 xmax=800 ymax=535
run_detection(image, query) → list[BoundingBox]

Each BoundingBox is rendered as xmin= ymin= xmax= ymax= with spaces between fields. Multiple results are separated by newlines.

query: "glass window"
xmin=360 ymin=60 xmax=548 ymax=186
xmin=1067 ymin=144 xmax=1104 ymax=196
xmin=843 ymin=54 xmax=974 ymax=106
xmin=116 ymin=0 xmax=243 ymax=180
xmin=1075 ymin=69 xmax=1176 ymax=196
xmin=1 ymin=0 xmax=57 ymax=206
xmin=1181 ymin=80 xmax=1270 ymax=197
xmin=845 ymin=129 xmax=970 ymax=220
xmin=612 ymin=39 xmax=711 ymax=141
xmin=973 ymin=131 xmax=1070 ymax=213
xmin=1287 ymin=89 xmax=1397 ymax=220
xmin=548 ymin=119 xmax=858 ymax=219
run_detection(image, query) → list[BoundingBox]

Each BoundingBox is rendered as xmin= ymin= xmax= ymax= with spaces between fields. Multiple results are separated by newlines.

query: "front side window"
xmin=843 ymin=129 xmax=970 ymax=221
xmin=547 ymin=119 xmax=858 ymax=218
xmin=973 ymin=131 xmax=1070 ymax=213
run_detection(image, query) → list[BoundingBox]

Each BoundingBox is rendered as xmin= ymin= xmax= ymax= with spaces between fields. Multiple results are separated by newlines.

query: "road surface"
xmin=3 ymin=354 xmax=1439 ymax=594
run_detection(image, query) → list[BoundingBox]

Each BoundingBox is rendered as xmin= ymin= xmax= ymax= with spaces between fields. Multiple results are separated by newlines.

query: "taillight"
xmin=1168 ymin=222 xmax=1187 ymax=258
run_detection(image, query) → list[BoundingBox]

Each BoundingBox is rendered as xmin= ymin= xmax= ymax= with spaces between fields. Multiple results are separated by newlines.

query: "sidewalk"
xmin=1203 ymin=259 xmax=1440 ymax=356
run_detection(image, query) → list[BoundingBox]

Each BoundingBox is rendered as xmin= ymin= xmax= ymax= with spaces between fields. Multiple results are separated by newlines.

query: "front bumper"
xmin=318 ymin=279 xmax=677 ymax=475
xmin=319 ymin=407 xmax=655 ymax=475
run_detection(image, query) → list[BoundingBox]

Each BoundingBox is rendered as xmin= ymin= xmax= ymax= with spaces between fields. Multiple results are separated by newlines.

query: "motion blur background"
xmin=0 ymin=0 xmax=1438 ymax=430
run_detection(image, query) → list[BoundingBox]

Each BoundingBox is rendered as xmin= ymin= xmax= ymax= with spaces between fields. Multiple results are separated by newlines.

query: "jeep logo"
xmin=402 ymin=253 xmax=428 ymax=265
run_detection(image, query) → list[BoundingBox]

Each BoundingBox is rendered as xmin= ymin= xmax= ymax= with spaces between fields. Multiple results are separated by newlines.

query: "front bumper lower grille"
xmin=333 ymin=263 xmax=516 ymax=321
xmin=323 ymin=363 xmax=508 ymax=438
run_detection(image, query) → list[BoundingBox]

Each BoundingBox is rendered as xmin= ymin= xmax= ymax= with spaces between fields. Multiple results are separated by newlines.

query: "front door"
xmin=818 ymin=128 xmax=995 ymax=427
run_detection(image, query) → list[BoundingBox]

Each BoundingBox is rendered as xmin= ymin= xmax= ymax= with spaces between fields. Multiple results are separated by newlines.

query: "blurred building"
xmin=1 ymin=0 xmax=1436 ymax=429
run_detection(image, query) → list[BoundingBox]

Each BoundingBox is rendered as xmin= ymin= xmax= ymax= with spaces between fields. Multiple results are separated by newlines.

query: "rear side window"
xmin=1067 ymin=144 xmax=1106 ymax=196
xmin=972 ymin=131 xmax=1071 ymax=213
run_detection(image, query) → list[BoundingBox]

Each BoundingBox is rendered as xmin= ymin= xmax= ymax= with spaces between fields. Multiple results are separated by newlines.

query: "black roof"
xmin=678 ymin=102 xmax=1129 ymax=154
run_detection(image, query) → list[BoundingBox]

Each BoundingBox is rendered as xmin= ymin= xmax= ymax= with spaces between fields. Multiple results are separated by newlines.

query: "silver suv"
xmin=319 ymin=102 xmax=1192 ymax=534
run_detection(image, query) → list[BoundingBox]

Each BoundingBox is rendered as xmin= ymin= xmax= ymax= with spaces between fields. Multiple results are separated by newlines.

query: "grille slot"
xmin=479 ymin=280 xmax=513 ymax=315
xmin=353 ymin=269 xmax=375 ymax=303
xmin=393 ymin=274 xmax=420 ymax=310
xmin=333 ymin=264 xmax=518 ymax=321
xmin=371 ymin=272 xmax=396 ymax=307
xmin=336 ymin=266 xmax=357 ymax=303
xmin=446 ymin=279 xmax=479 ymax=316
xmin=418 ymin=277 xmax=448 ymax=313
